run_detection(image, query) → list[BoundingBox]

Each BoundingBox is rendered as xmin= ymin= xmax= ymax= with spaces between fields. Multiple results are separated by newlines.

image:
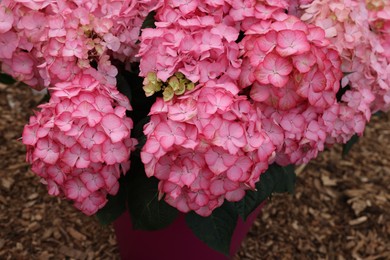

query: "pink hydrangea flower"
xmin=23 ymin=74 xmax=136 ymax=215
xmin=0 ymin=0 xmax=159 ymax=89
xmin=141 ymin=80 xmax=275 ymax=217
xmin=239 ymin=14 xmax=343 ymax=164
xmin=138 ymin=0 xmax=348 ymax=215
xmin=138 ymin=1 xmax=242 ymax=84
xmin=299 ymin=0 xmax=390 ymax=143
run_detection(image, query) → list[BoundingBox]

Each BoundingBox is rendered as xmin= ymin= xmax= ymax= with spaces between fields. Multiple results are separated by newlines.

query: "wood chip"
xmin=0 ymin=195 xmax=7 ymax=204
xmin=344 ymin=189 xmax=367 ymax=198
xmin=42 ymin=229 xmax=53 ymax=239
xmin=349 ymin=216 xmax=368 ymax=226
xmin=1 ymin=177 xmax=15 ymax=190
xmin=0 ymin=239 xmax=5 ymax=250
xmin=16 ymin=242 xmax=23 ymax=250
xmin=59 ymin=245 xmax=86 ymax=259
xmin=7 ymin=163 xmax=29 ymax=170
xmin=27 ymin=193 xmax=39 ymax=200
xmin=27 ymin=222 xmax=40 ymax=232
xmin=321 ymin=175 xmax=337 ymax=186
xmin=24 ymin=200 xmax=36 ymax=207
xmin=38 ymin=251 xmax=52 ymax=260
xmin=295 ymin=164 xmax=307 ymax=175
xmin=350 ymin=200 xmax=368 ymax=216
xmin=66 ymin=227 xmax=87 ymax=241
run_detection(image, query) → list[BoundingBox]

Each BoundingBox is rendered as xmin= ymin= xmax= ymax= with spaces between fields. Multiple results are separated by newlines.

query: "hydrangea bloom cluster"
xmin=137 ymin=0 xmax=264 ymax=216
xmin=141 ymin=80 xmax=275 ymax=216
xmin=239 ymin=14 xmax=343 ymax=165
xmin=139 ymin=1 xmax=343 ymax=214
xmin=22 ymin=74 xmax=136 ymax=215
xmin=0 ymin=0 xmax=157 ymax=89
xmin=138 ymin=1 xmax=242 ymax=84
xmin=299 ymin=0 xmax=390 ymax=143
xmin=139 ymin=1 xmax=341 ymax=216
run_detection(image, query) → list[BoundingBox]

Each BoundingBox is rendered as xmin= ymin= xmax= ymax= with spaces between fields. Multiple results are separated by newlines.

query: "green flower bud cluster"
xmin=143 ymin=72 xmax=195 ymax=101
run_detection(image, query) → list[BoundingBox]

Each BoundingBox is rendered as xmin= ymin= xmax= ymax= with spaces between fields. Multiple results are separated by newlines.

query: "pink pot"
xmin=114 ymin=204 xmax=263 ymax=259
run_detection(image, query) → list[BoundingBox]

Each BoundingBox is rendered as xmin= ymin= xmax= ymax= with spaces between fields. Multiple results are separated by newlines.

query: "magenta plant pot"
xmin=114 ymin=204 xmax=263 ymax=260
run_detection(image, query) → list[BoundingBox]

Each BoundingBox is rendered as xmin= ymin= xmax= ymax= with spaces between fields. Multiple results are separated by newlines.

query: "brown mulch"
xmin=1 ymin=83 xmax=389 ymax=259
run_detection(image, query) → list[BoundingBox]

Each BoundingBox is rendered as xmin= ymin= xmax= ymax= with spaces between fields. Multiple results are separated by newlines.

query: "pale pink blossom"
xmin=0 ymin=0 xmax=159 ymax=88
xmin=23 ymin=74 xmax=136 ymax=215
xmin=299 ymin=0 xmax=390 ymax=143
xmin=141 ymin=81 xmax=275 ymax=216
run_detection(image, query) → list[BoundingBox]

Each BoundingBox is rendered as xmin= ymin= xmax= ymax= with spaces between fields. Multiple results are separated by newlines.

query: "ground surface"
xmin=1 ymin=84 xmax=389 ymax=259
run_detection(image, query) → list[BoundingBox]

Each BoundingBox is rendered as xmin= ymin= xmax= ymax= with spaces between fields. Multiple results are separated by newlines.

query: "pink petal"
xmin=276 ymin=30 xmax=310 ymax=56
xmin=55 ymin=111 xmax=73 ymax=131
xmin=250 ymin=83 xmax=270 ymax=102
xmin=80 ymin=172 xmax=105 ymax=192
xmin=102 ymin=140 xmax=128 ymax=165
xmin=210 ymin=179 xmax=225 ymax=196
xmin=65 ymin=178 xmax=90 ymax=202
xmin=47 ymin=165 xmax=66 ymax=184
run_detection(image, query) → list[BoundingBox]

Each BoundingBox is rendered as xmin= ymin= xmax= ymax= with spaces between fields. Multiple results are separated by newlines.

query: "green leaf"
xmin=132 ymin=116 xmax=150 ymax=139
xmin=336 ymin=84 xmax=351 ymax=102
xmin=373 ymin=110 xmax=385 ymax=117
xmin=269 ymin=164 xmax=295 ymax=193
xmin=121 ymin=70 xmax=156 ymax=124
xmin=131 ymin=116 xmax=150 ymax=157
xmin=0 ymin=73 xmax=16 ymax=85
xmin=135 ymin=135 xmax=146 ymax=152
xmin=234 ymin=164 xmax=296 ymax=220
xmin=185 ymin=202 xmax=238 ymax=256
xmin=127 ymin=158 xmax=178 ymax=230
xmin=135 ymin=11 xmax=156 ymax=44
xmin=116 ymin=73 xmax=132 ymax=102
xmin=141 ymin=11 xmax=156 ymax=30
xmin=233 ymin=175 xmax=273 ymax=221
xmin=343 ymin=71 xmax=354 ymax=77
xmin=96 ymin=183 xmax=127 ymax=225
xmin=342 ymin=134 xmax=359 ymax=157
